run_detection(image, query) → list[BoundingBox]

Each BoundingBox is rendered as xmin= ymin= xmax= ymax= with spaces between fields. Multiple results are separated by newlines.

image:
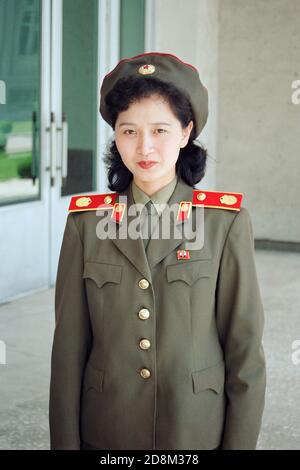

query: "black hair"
xmin=103 ymin=75 xmax=208 ymax=192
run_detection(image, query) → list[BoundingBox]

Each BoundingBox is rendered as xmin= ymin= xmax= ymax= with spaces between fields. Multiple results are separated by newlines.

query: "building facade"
xmin=0 ymin=0 xmax=299 ymax=303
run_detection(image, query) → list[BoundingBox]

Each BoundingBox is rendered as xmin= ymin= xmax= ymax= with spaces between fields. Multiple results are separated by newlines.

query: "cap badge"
xmin=138 ymin=64 xmax=156 ymax=75
xmin=75 ymin=196 xmax=92 ymax=207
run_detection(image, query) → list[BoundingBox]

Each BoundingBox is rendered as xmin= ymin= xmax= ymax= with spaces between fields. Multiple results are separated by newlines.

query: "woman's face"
xmin=114 ymin=93 xmax=193 ymax=191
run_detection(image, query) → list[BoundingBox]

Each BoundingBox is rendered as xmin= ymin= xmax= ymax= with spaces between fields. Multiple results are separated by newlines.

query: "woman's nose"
xmin=137 ymin=133 xmax=154 ymax=156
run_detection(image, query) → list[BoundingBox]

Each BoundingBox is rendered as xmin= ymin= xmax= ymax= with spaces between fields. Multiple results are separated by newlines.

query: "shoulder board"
xmin=192 ymin=189 xmax=243 ymax=211
xmin=68 ymin=193 xmax=118 ymax=212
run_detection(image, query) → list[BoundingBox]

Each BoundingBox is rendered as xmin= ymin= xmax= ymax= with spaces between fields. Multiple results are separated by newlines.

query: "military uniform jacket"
xmin=49 ymin=177 xmax=266 ymax=450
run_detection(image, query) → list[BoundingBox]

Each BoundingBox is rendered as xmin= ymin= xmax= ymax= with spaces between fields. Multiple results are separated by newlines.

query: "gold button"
xmin=138 ymin=279 xmax=149 ymax=289
xmin=140 ymin=368 xmax=151 ymax=379
xmin=104 ymin=195 xmax=112 ymax=204
xmin=138 ymin=308 xmax=150 ymax=320
xmin=139 ymin=338 xmax=151 ymax=350
xmin=197 ymin=192 xmax=206 ymax=201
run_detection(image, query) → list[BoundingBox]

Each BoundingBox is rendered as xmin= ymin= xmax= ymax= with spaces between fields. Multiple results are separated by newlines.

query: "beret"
xmin=99 ymin=52 xmax=208 ymax=138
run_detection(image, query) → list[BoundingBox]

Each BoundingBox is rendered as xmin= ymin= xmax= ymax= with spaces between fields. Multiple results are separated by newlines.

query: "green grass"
xmin=0 ymin=120 xmax=32 ymax=134
xmin=0 ymin=150 xmax=32 ymax=181
xmin=12 ymin=121 xmax=32 ymax=133
xmin=0 ymin=120 xmax=34 ymax=181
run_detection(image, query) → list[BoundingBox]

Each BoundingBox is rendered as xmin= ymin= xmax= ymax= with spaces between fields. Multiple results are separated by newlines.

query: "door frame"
xmin=49 ymin=0 xmax=121 ymax=284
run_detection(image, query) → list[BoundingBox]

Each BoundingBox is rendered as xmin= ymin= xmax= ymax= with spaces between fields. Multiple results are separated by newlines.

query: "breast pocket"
xmin=166 ymin=259 xmax=212 ymax=285
xmin=83 ymin=262 xmax=123 ymax=319
xmin=83 ymin=261 xmax=123 ymax=288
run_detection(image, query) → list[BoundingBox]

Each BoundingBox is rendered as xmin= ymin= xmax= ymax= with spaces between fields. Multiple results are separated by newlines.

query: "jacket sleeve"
xmin=49 ymin=213 xmax=92 ymax=449
xmin=215 ymin=207 xmax=266 ymax=450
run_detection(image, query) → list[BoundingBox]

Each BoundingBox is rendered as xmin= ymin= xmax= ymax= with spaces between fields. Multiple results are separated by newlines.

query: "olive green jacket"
xmin=49 ymin=177 xmax=266 ymax=450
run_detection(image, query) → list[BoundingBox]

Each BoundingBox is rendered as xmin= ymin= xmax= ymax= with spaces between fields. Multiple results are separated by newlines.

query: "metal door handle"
xmin=50 ymin=112 xmax=56 ymax=186
xmin=31 ymin=110 xmax=38 ymax=185
xmin=61 ymin=112 xmax=68 ymax=186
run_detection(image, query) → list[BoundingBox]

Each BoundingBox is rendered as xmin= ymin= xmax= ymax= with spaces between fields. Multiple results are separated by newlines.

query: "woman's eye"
xmin=123 ymin=130 xmax=135 ymax=134
xmin=123 ymin=129 xmax=167 ymax=135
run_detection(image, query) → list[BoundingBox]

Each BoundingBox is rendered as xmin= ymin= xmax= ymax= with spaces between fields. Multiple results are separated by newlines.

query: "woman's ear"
xmin=180 ymin=120 xmax=194 ymax=148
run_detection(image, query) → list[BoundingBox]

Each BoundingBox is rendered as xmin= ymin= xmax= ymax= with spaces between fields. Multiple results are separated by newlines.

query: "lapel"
xmin=110 ymin=177 xmax=195 ymax=279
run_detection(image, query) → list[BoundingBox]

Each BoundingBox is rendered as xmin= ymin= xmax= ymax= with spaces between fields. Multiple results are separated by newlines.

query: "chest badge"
xmin=177 ymin=249 xmax=190 ymax=260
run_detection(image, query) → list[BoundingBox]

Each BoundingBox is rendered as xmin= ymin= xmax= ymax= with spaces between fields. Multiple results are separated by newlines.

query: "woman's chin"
xmin=133 ymin=169 xmax=161 ymax=181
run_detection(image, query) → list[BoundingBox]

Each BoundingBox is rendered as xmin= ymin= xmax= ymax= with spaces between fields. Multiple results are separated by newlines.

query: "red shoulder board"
xmin=192 ymin=189 xmax=243 ymax=211
xmin=68 ymin=193 xmax=118 ymax=212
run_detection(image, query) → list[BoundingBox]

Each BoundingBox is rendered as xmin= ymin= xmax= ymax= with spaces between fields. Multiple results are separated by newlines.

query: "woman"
xmin=49 ymin=52 xmax=266 ymax=450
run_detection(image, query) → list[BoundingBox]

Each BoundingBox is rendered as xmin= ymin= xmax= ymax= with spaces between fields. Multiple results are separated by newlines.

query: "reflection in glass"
xmin=61 ymin=0 xmax=98 ymax=196
xmin=0 ymin=0 xmax=40 ymax=205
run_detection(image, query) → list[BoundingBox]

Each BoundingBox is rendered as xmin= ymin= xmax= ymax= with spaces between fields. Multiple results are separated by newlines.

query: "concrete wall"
xmin=217 ymin=0 xmax=300 ymax=242
xmin=154 ymin=0 xmax=300 ymax=242
xmin=153 ymin=0 xmax=219 ymax=190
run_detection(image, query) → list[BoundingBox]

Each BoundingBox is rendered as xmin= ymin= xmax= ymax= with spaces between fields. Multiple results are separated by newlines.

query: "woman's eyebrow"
xmin=151 ymin=122 xmax=172 ymax=126
xmin=118 ymin=122 xmax=172 ymax=127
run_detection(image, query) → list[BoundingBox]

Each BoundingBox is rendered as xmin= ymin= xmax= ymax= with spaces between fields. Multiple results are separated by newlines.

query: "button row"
xmin=138 ymin=280 xmax=151 ymax=379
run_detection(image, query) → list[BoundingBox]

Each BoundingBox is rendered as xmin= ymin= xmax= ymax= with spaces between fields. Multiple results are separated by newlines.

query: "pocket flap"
xmin=83 ymin=262 xmax=122 ymax=288
xmin=192 ymin=360 xmax=225 ymax=394
xmin=83 ymin=363 xmax=104 ymax=393
xmin=167 ymin=259 xmax=212 ymax=285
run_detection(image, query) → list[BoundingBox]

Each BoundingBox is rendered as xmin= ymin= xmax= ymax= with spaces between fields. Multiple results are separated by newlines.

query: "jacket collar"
xmin=111 ymin=177 xmax=195 ymax=280
xmin=131 ymin=175 xmax=178 ymax=216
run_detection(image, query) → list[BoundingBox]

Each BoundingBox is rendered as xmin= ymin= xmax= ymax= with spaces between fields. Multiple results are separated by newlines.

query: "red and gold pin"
xmin=177 ymin=201 xmax=192 ymax=221
xmin=177 ymin=249 xmax=191 ymax=260
xmin=111 ymin=203 xmax=126 ymax=224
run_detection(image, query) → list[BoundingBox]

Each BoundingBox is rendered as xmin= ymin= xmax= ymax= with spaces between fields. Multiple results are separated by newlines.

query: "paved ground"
xmin=0 ymin=249 xmax=299 ymax=450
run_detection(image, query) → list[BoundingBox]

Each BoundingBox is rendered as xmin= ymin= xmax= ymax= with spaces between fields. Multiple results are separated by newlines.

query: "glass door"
xmin=0 ymin=0 xmax=41 ymax=205
xmin=49 ymin=0 xmax=98 ymax=283
xmin=0 ymin=0 xmax=50 ymax=303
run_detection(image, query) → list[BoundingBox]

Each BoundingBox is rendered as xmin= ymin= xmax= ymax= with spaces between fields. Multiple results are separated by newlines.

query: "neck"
xmin=133 ymin=172 xmax=176 ymax=197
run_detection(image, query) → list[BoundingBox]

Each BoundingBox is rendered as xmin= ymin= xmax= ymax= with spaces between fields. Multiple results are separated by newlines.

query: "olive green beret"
xmin=99 ymin=52 xmax=208 ymax=138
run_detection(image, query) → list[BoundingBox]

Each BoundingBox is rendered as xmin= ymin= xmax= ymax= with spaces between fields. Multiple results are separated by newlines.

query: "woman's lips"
xmin=137 ymin=161 xmax=158 ymax=169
